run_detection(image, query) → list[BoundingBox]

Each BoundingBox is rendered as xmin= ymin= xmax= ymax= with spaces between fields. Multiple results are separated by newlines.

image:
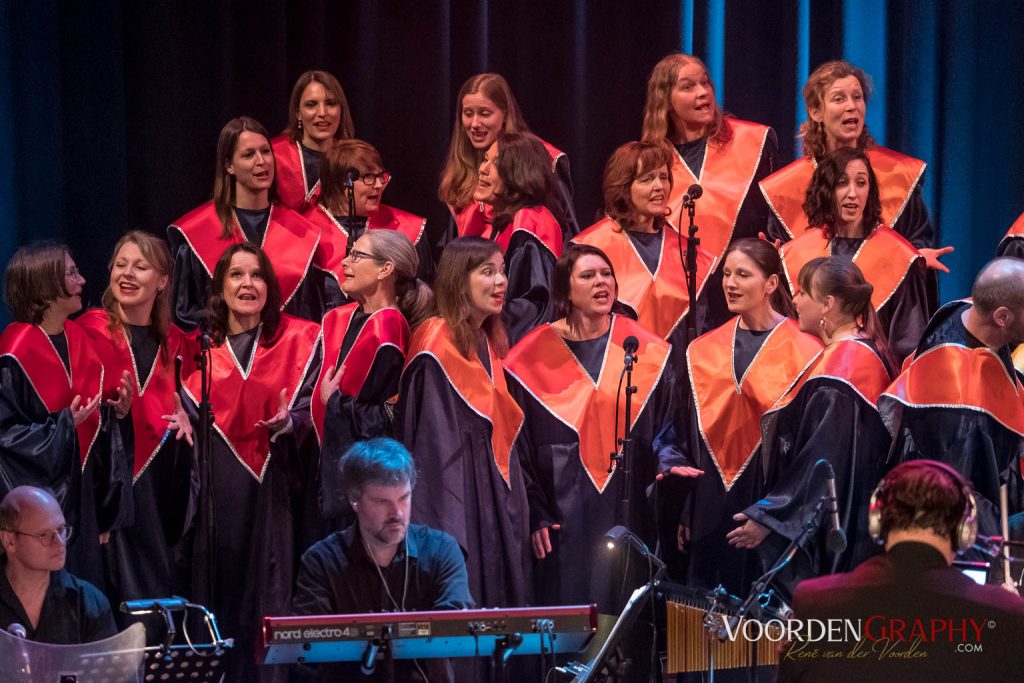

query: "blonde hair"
xmin=641 ymin=53 xmax=730 ymax=146
xmin=101 ymin=231 xmax=172 ymax=352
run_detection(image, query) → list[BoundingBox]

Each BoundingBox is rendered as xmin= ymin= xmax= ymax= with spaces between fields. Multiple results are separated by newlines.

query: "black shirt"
xmin=300 ymin=144 xmax=325 ymax=193
xmin=564 ymin=329 xmax=611 ymax=383
xmin=125 ymin=323 xmax=158 ymax=383
xmin=625 ymin=229 xmax=662 ymax=274
xmin=0 ymin=560 xmax=117 ymax=644
xmin=48 ymin=332 xmax=71 ymax=375
xmin=235 ymin=206 xmax=271 ymax=243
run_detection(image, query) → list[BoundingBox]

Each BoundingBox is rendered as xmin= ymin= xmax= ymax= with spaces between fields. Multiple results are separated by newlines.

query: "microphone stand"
xmin=196 ymin=323 xmax=216 ymax=603
xmin=610 ymin=343 xmax=638 ymax=515
xmin=677 ymin=191 xmax=703 ymax=541
xmin=340 ymin=176 xmax=368 ymax=258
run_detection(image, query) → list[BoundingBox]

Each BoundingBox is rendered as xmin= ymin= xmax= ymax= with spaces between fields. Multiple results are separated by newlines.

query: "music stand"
xmin=123 ymin=600 xmax=233 ymax=682
xmin=570 ymin=583 xmax=653 ymax=682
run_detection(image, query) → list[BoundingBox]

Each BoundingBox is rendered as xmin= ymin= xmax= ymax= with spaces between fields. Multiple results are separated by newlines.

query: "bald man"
xmin=0 ymin=486 xmax=116 ymax=643
xmin=879 ymin=257 xmax=1024 ymax=570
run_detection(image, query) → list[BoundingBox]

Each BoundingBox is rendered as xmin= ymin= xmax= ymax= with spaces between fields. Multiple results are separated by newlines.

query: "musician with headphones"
xmin=778 ymin=460 xmax=1024 ymax=682
xmin=291 ymin=438 xmax=473 ymax=682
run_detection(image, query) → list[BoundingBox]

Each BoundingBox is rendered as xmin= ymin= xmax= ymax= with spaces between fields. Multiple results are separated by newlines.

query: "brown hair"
xmin=2 ymin=242 xmax=72 ymax=325
xmin=438 ymin=73 xmax=530 ymax=210
xmin=602 ymin=141 xmax=673 ymax=232
xmin=877 ymin=460 xmax=972 ymax=542
xmin=363 ymin=230 xmax=435 ymax=329
xmin=319 ymin=139 xmax=384 ymax=215
xmin=797 ymin=256 xmax=896 ymax=376
xmin=206 ymin=243 xmax=282 ymax=345
xmin=284 ymin=70 xmax=355 ymax=144
xmin=492 ymin=132 xmax=554 ymax=232
xmin=551 ymin=244 xmax=618 ymax=320
xmin=641 ymin=53 xmax=731 ymax=146
xmin=433 ymin=237 xmax=508 ymax=359
xmin=799 ymin=60 xmax=875 ymax=159
xmin=724 ymin=238 xmax=795 ymax=318
xmin=803 ymin=147 xmax=882 ymax=240
xmin=213 ymin=116 xmax=276 ymax=239
xmin=101 ymin=231 xmax=172 ymax=352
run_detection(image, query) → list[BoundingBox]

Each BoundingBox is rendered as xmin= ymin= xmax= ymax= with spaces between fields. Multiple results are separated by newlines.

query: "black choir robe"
xmin=665 ymin=120 xmax=778 ymax=329
xmin=682 ymin=317 xmax=822 ymax=597
xmin=0 ymin=320 xmax=131 ymax=592
xmin=879 ymin=301 xmax=1024 ymax=571
xmin=179 ymin=314 xmax=321 ymax=683
xmin=307 ymin=303 xmax=409 ymax=545
xmin=490 ymin=205 xmax=563 ymax=345
xmin=745 ymin=339 xmax=893 ymax=600
xmin=505 ymin=315 xmax=684 ymax=613
xmin=780 ymin=225 xmax=929 ymax=364
xmin=77 ymin=310 xmax=191 ymax=609
xmin=167 ymin=201 xmax=326 ymax=331
xmin=396 ymin=317 xmax=530 ymax=608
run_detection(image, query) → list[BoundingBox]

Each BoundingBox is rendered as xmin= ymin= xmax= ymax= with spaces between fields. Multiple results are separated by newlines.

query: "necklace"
xmin=362 ymin=534 xmax=409 ymax=612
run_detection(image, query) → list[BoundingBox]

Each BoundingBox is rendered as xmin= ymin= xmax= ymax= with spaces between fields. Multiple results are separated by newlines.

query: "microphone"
xmin=121 ymin=596 xmax=188 ymax=614
xmin=622 ymin=335 xmax=639 ymax=354
xmin=821 ymin=460 xmax=847 ymax=554
xmin=684 ymin=184 xmax=703 ymax=202
xmin=343 ymin=166 xmax=361 ymax=187
xmin=7 ymin=623 xmax=26 ymax=638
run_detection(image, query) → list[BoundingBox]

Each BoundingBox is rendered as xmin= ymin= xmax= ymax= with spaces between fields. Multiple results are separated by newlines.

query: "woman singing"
xmin=505 ymin=243 xmax=692 ymax=612
xmin=397 ymin=237 xmax=530 ymax=608
xmin=310 ymin=230 xmax=432 ymax=539
xmin=0 ymin=243 xmax=132 ymax=589
xmin=759 ymin=60 xmax=952 ymax=273
xmin=168 ymin=116 xmax=325 ymax=330
xmin=780 ymin=147 xmax=929 ymax=363
xmin=472 ymin=131 xmax=564 ymax=343
xmin=168 ymin=243 xmax=320 ymax=682
xmin=682 ymin=239 xmax=821 ymax=596
xmin=642 ymin=53 xmax=778 ymax=328
xmin=306 ymin=139 xmax=433 ymax=294
xmin=77 ymin=231 xmax=190 ymax=605
xmin=272 ymin=70 xmax=355 ymax=211
xmin=438 ymin=72 xmax=578 ymax=242
xmin=728 ymin=257 xmax=895 ymax=599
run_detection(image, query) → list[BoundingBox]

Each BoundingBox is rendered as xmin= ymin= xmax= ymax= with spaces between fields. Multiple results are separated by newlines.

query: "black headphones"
xmin=867 ymin=460 xmax=978 ymax=552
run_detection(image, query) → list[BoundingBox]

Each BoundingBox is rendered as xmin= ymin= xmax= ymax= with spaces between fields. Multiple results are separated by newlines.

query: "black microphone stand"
xmin=196 ymin=323 xmax=216 ymax=602
xmin=609 ymin=342 xmax=639 ymax=510
xmin=340 ymin=174 xmax=368 ymax=258
xmin=677 ymin=189 xmax=703 ymax=533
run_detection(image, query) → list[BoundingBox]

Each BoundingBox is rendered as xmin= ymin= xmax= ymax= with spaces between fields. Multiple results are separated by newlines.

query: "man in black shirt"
xmin=292 ymin=437 xmax=473 ymax=681
xmin=0 ymin=486 xmax=116 ymax=643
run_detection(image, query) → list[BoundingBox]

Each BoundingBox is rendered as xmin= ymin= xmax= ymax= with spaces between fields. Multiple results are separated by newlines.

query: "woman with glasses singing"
xmin=0 ymin=243 xmax=133 ymax=591
xmin=272 ymin=70 xmax=356 ymax=212
xmin=307 ymin=139 xmax=434 ymax=298
xmin=307 ymin=230 xmax=433 ymax=541
xmin=168 ymin=116 xmax=327 ymax=331
xmin=167 ymin=243 xmax=321 ymax=683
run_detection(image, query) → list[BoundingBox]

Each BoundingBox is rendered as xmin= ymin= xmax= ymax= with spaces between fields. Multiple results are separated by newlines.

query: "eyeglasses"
xmin=347 ymin=249 xmax=387 ymax=264
xmin=5 ymin=525 xmax=73 ymax=546
xmin=359 ymin=172 xmax=391 ymax=186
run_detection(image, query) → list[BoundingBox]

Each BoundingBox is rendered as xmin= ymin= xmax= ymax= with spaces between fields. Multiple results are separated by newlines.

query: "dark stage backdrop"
xmin=2 ymin=1 xmax=1023 ymax=326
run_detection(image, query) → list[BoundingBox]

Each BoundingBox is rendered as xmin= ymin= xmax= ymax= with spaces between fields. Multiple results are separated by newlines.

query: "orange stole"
xmin=780 ymin=226 xmax=922 ymax=310
xmin=772 ymin=340 xmax=891 ymax=418
xmin=687 ymin=318 xmax=821 ymax=490
xmin=404 ymin=317 xmax=523 ymax=486
xmin=493 ymin=206 xmax=563 ymax=259
xmin=168 ymin=202 xmax=319 ymax=307
xmin=0 ymin=321 xmax=104 ymax=467
xmin=308 ymin=204 xmax=426 ymax=283
xmin=181 ymin=315 xmax=320 ymax=482
xmin=312 ymin=304 xmax=410 ymax=443
xmin=666 ymin=119 xmax=770 ymax=262
xmin=271 ymin=134 xmax=320 ymax=211
xmin=573 ymin=218 xmax=715 ymax=340
xmin=76 ymin=310 xmax=186 ymax=480
xmin=882 ymin=343 xmax=1024 ymax=437
xmin=759 ymin=147 xmax=927 ymax=238
xmin=505 ymin=316 xmax=670 ymax=493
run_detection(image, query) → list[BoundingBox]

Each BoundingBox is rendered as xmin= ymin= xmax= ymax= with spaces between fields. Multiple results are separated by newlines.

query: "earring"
xmin=819 ymin=317 xmax=831 ymax=336
xmin=297 ymin=119 xmax=303 ymax=130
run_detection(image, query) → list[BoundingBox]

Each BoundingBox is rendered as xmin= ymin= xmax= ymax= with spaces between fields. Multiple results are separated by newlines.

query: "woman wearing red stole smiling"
xmin=397 ymin=237 xmax=530 ymax=609
xmin=168 ymin=116 xmax=326 ymax=331
xmin=77 ymin=231 xmax=190 ymax=609
xmin=641 ymin=53 xmax=778 ymax=328
xmin=505 ymin=244 xmax=694 ymax=613
xmin=272 ymin=70 xmax=355 ymax=212
xmin=0 ymin=243 xmax=132 ymax=591
xmin=309 ymin=230 xmax=432 ymax=541
xmin=167 ymin=243 xmax=320 ymax=683
xmin=779 ymin=147 xmax=929 ymax=363
xmin=682 ymin=239 xmax=821 ymax=598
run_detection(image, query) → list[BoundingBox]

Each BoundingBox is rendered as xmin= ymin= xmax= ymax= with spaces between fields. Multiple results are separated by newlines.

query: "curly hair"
xmin=641 ymin=53 xmax=731 ymax=146
xmin=205 ymin=243 xmax=282 ymax=345
xmin=803 ymin=147 xmax=882 ymax=239
xmin=438 ymin=73 xmax=530 ymax=210
xmin=799 ymin=60 xmax=876 ymax=159
xmin=601 ymin=141 xmax=673 ymax=232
